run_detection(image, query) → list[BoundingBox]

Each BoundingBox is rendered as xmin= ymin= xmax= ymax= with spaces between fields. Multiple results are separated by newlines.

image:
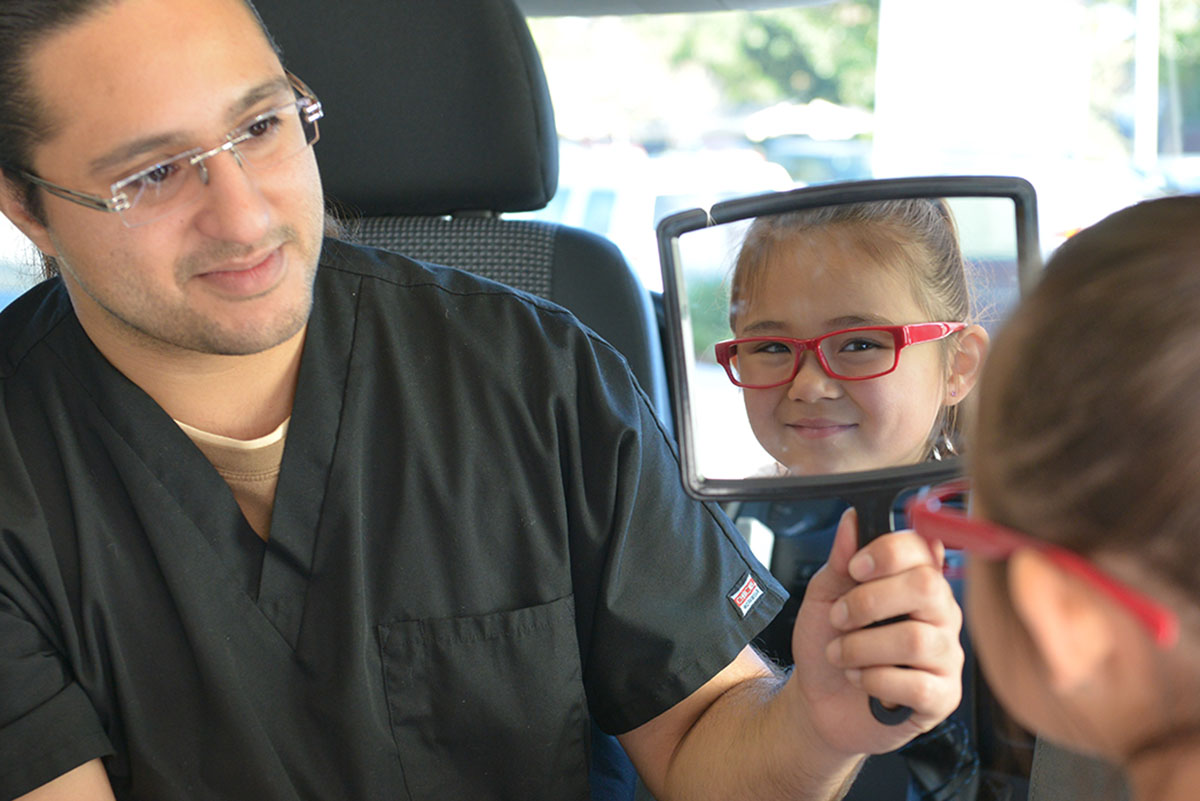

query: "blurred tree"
xmin=1161 ymin=0 xmax=1200 ymax=151
xmin=666 ymin=3 xmax=879 ymax=111
xmin=529 ymin=6 xmax=878 ymax=145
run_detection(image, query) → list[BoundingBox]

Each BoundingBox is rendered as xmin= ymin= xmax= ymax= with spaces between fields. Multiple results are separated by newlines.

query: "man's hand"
xmin=789 ymin=507 xmax=964 ymax=756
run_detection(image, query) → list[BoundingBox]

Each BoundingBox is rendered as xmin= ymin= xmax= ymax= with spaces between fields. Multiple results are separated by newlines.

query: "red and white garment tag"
xmin=728 ymin=572 xmax=764 ymax=618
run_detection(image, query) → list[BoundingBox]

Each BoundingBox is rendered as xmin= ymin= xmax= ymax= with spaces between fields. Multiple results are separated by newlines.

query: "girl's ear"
xmin=0 ymin=174 xmax=58 ymax=258
xmin=1008 ymin=548 xmax=1116 ymax=694
xmin=946 ymin=324 xmax=989 ymax=406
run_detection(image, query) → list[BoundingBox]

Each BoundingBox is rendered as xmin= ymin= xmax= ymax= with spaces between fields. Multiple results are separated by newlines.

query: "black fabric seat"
xmin=253 ymin=2 xmax=672 ymax=798
xmin=254 ymin=0 xmax=671 ymax=427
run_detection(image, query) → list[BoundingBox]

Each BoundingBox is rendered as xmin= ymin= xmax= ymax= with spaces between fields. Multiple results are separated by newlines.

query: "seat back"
xmin=253 ymin=0 xmax=672 ymax=426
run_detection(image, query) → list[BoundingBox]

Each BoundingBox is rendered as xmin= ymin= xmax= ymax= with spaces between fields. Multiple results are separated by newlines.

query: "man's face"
xmin=11 ymin=0 xmax=325 ymax=357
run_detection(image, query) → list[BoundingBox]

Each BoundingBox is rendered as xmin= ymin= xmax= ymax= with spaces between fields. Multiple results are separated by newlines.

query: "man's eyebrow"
xmin=225 ymin=75 xmax=294 ymax=122
xmin=88 ymin=132 xmax=193 ymax=177
xmin=87 ymin=77 xmax=294 ymax=178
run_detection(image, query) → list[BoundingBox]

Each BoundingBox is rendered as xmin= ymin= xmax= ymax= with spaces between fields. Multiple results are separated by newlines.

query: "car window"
xmin=509 ymin=1 xmax=1199 ymax=292
xmin=3 ymin=0 xmax=1198 ymax=307
xmin=0 ymin=221 xmax=37 ymax=310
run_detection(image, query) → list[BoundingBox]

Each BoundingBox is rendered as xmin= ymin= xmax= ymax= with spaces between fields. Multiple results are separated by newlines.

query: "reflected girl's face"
xmin=733 ymin=227 xmax=953 ymax=475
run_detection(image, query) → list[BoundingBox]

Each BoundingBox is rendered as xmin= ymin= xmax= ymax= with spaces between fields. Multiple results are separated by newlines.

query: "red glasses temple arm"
xmin=909 ymin=498 xmax=1179 ymax=649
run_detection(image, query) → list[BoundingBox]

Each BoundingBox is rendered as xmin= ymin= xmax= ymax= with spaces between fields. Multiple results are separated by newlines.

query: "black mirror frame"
xmin=656 ymin=175 xmax=1041 ymax=505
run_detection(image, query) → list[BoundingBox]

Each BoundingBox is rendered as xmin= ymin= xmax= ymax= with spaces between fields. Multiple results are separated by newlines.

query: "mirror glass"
xmin=659 ymin=178 xmax=1039 ymax=498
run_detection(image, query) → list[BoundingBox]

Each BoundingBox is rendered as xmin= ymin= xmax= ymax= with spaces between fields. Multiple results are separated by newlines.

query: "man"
xmin=0 ymin=0 xmax=964 ymax=798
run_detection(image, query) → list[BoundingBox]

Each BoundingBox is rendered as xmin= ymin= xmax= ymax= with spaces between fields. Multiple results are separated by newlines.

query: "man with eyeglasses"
xmin=0 ymin=0 xmax=965 ymax=799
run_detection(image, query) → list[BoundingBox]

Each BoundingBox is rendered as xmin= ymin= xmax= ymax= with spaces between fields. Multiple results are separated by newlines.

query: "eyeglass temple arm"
xmin=907 ymin=485 xmax=1180 ymax=649
xmin=284 ymin=71 xmax=323 ymax=122
xmin=21 ymin=172 xmax=123 ymax=213
xmin=902 ymin=322 xmax=964 ymax=346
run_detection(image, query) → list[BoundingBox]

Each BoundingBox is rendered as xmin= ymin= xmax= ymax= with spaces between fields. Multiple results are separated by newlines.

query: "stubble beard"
xmin=165 ymin=223 xmax=319 ymax=356
xmin=59 ymin=221 xmax=323 ymax=359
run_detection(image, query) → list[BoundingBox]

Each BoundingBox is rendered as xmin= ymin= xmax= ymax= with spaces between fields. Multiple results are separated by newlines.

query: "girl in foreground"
xmin=913 ymin=195 xmax=1200 ymax=801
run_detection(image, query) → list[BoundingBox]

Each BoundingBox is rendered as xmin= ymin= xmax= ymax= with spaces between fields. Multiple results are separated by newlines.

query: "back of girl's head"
xmin=973 ymin=195 xmax=1200 ymax=595
xmin=728 ymin=197 xmax=970 ymax=329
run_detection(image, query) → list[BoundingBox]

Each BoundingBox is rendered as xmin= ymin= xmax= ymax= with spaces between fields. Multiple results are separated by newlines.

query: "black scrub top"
xmin=0 ymin=240 xmax=785 ymax=801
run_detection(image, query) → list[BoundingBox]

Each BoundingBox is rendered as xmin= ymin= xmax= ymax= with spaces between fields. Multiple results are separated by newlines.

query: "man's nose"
xmin=191 ymin=146 xmax=271 ymax=244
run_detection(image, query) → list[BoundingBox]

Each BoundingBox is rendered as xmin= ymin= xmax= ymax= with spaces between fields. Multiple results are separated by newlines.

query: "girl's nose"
xmin=786 ymin=350 xmax=840 ymax=402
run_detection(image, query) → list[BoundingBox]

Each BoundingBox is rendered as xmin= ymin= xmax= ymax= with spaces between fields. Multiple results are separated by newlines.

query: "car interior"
xmin=249 ymin=1 xmax=1041 ymax=799
xmin=6 ymin=0 xmax=1188 ymax=798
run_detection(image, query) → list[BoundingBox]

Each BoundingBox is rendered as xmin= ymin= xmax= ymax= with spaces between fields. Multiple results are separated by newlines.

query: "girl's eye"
xmin=838 ymin=337 xmax=889 ymax=354
xmin=752 ymin=340 xmax=793 ymax=355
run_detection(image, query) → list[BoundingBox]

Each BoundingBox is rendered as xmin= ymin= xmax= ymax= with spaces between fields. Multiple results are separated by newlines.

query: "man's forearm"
xmin=652 ymin=673 xmax=865 ymax=801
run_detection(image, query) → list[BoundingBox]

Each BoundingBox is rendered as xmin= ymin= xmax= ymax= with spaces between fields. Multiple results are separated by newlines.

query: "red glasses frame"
xmin=909 ymin=480 xmax=1179 ymax=648
xmin=714 ymin=322 xmax=966 ymax=388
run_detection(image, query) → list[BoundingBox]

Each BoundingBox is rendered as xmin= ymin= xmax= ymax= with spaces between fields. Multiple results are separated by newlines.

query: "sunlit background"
xmin=2 ymin=0 xmax=1196 ymax=306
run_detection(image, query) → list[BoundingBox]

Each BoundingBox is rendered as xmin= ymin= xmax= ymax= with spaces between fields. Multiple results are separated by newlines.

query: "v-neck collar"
xmin=44 ymin=264 xmax=360 ymax=650
xmin=258 ymin=266 xmax=359 ymax=647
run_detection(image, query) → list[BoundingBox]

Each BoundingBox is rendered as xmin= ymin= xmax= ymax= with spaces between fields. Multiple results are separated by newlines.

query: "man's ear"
xmin=1008 ymin=548 xmax=1116 ymax=695
xmin=0 ymin=172 xmax=58 ymax=257
xmin=946 ymin=323 xmax=989 ymax=406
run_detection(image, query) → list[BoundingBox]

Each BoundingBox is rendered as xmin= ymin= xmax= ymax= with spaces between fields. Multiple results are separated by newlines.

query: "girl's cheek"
xmin=966 ymin=561 xmax=1046 ymax=732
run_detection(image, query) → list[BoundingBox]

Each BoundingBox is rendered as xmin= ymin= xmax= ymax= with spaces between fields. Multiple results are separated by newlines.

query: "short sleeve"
xmin=0 ymin=597 xmax=113 ymax=799
xmin=564 ymin=340 xmax=787 ymax=735
xmin=0 ymin=410 xmax=113 ymax=798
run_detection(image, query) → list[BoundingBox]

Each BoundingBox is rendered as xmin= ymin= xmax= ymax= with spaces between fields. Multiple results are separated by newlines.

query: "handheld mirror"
xmin=657 ymin=176 xmax=1041 ymax=724
xmin=658 ymin=176 xmax=1038 ymax=513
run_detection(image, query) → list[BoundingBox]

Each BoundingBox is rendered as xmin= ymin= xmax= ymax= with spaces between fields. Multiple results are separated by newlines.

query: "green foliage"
xmin=668 ymin=3 xmax=879 ymax=111
xmin=1162 ymin=0 xmax=1200 ymax=152
xmin=687 ymin=274 xmax=733 ymax=362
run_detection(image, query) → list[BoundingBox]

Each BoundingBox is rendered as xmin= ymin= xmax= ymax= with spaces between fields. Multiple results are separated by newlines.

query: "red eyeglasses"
xmin=715 ymin=322 xmax=966 ymax=388
xmin=908 ymin=480 xmax=1179 ymax=648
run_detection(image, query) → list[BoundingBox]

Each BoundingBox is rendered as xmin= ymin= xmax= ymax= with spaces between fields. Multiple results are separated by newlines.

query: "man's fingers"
xmin=829 ymin=565 xmax=961 ymax=630
xmin=847 ymin=529 xmax=941 ymax=582
xmin=842 ymin=664 xmax=963 ymax=724
xmin=826 ymin=619 xmax=964 ymax=677
xmin=804 ymin=507 xmax=863 ymax=603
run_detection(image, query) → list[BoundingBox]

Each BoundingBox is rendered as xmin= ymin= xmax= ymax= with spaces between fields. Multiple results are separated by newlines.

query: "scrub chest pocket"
xmin=379 ymin=595 xmax=592 ymax=800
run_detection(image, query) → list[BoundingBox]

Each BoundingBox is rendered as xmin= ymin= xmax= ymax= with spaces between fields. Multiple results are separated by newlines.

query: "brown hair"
xmin=972 ymin=195 xmax=1200 ymax=597
xmin=729 ymin=198 xmax=973 ymax=456
xmin=0 ymin=1 xmax=117 ymax=230
xmin=0 ymin=0 xmax=280 ymax=280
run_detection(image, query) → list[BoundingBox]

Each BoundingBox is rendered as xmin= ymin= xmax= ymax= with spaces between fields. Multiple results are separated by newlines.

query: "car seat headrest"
xmin=254 ymin=0 xmax=558 ymax=217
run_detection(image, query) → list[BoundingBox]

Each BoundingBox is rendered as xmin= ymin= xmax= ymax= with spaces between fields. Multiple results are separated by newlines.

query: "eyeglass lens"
xmin=730 ymin=329 xmax=898 ymax=385
xmin=112 ymin=99 xmax=318 ymax=227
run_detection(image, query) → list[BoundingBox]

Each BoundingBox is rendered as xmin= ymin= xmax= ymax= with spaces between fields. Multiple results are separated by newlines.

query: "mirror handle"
xmin=844 ymin=491 xmax=916 ymax=726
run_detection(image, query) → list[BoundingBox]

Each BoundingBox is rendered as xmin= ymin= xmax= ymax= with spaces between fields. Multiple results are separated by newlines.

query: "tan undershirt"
xmin=176 ymin=418 xmax=289 ymax=541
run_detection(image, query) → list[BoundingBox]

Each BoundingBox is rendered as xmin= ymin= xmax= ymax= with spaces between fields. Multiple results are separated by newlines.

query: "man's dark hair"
xmin=0 ymin=0 xmax=281 ymax=279
xmin=0 ymin=0 xmax=113 ymax=233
